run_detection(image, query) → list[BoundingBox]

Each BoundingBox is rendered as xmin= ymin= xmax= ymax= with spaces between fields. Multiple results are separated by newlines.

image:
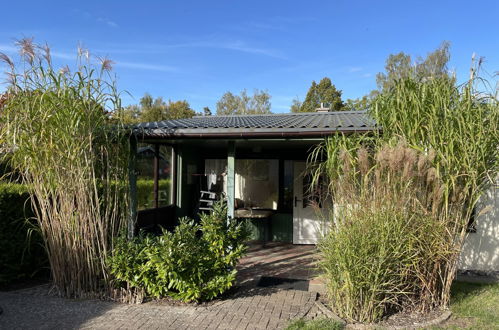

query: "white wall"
xmin=459 ymin=181 xmax=499 ymax=271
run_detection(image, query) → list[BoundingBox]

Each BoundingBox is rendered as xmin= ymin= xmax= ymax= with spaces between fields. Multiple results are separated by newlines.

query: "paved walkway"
xmin=0 ymin=243 xmax=323 ymax=329
xmin=237 ymin=242 xmax=318 ymax=286
xmin=0 ymin=286 xmax=318 ymax=329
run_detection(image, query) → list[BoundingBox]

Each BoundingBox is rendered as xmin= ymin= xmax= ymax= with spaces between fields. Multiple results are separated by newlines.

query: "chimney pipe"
xmin=316 ymin=102 xmax=330 ymax=113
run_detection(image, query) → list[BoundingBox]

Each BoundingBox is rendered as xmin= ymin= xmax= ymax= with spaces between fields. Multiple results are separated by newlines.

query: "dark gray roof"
xmin=134 ymin=111 xmax=378 ymax=139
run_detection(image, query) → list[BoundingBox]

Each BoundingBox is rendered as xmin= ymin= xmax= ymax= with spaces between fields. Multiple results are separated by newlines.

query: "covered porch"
xmin=237 ymin=242 xmax=324 ymax=293
xmin=130 ymin=111 xmax=376 ymax=243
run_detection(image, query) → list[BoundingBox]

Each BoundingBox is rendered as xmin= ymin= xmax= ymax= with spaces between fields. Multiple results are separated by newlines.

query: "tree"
xmin=118 ymin=93 xmax=197 ymax=123
xmin=297 ymin=77 xmax=344 ymax=112
xmin=216 ymin=89 xmax=271 ymax=115
xmin=376 ymin=41 xmax=452 ymax=93
xmin=139 ymin=94 xmax=167 ymax=122
xmin=344 ymin=96 xmax=371 ymax=111
xmin=290 ymin=97 xmax=302 ymax=113
xmin=115 ymin=104 xmax=141 ymax=124
xmin=166 ymin=100 xmax=196 ymax=120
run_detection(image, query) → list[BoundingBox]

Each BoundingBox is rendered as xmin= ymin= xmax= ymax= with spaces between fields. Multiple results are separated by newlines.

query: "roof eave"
xmin=133 ymin=127 xmax=380 ymax=140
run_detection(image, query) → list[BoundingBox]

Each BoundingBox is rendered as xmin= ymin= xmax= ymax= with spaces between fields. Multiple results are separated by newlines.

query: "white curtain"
xmin=204 ymin=159 xmax=227 ymax=193
xmin=205 ymin=159 xmax=279 ymax=209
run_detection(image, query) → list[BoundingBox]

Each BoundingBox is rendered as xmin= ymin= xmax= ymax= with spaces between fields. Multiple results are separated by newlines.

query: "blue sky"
xmin=0 ymin=0 xmax=498 ymax=113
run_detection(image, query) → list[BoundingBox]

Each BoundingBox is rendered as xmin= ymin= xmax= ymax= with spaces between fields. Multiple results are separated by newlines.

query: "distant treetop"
xmin=216 ymin=89 xmax=271 ymax=115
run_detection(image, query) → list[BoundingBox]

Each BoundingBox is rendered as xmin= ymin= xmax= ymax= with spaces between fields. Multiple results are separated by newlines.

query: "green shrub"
xmin=107 ymin=202 xmax=250 ymax=302
xmin=0 ymin=183 xmax=48 ymax=286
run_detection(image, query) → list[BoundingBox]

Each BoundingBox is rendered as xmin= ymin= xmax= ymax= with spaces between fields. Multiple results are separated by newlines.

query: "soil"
xmin=317 ymin=297 xmax=451 ymax=329
xmin=438 ymin=316 xmax=475 ymax=329
xmin=148 ymin=285 xmax=243 ymax=307
xmin=377 ymin=308 xmax=449 ymax=328
xmin=0 ymin=277 xmax=50 ymax=292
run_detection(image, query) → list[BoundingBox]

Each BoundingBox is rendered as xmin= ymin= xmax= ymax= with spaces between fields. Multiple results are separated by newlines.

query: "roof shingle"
xmin=133 ymin=111 xmax=378 ymax=139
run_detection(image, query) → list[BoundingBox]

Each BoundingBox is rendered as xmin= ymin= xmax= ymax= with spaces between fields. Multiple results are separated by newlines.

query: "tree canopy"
xmin=344 ymin=96 xmax=370 ymax=111
xmin=337 ymin=41 xmax=453 ymax=111
xmin=117 ymin=93 xmax=196 ymax=124
xmin=216 ymin=89 xmax=271 ymax=115
xmin=376 ymin=41 xmax=452 ymax=93
xmin=292 ymin=77 xmax=344 ymax=112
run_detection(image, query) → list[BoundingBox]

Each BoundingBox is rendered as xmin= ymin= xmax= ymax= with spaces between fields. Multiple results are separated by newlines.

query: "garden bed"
xmin=148 ymin=285 xmax=242 ymax=307
xmin=300 ymin=281 xmax=499 ymax=329
xmin=313 ymin=299 xmax=451 ymax=329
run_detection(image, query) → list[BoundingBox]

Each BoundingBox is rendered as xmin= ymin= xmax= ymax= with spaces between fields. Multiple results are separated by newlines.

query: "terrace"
xmin=237 ymin=242 xmax=324 ymax=293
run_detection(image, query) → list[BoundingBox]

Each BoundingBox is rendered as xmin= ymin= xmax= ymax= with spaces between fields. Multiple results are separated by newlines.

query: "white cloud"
xmin=97 ymin=17 xmax=118 ymax=28
xmin=221 ymin=41 xmax=286 ymax=59
xmin=348 ymin=66 xmax=363 ymax=73
xmin=93 ymin=39 xmax=286 ymax=59
xmin=0 ymin=44 xmax=17 ymax=53
xmin=114 ymin=61 xmax=177 ymax=72
xmin=74 ymin=9 xmax=118 ymax=28
xmin=0 ymin=43 xmax=176 ymax=73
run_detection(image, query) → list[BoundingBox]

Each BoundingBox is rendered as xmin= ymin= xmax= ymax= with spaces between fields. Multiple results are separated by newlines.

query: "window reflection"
xmin=136 ymin=144 xmax=172 ymax=210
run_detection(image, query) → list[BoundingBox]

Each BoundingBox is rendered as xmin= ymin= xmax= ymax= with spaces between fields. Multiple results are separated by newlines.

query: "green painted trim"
xmin=238 ymin=213 xmax=293 ymax=243
xmin=227 ymin=141 xmax=235 ymax=220
xmin=271 ymin=213 xmax=293 ymax=242
xmin=128 ymin=136 xmax=138 ymax=240
xmin=176 ymin=149 xmax=183 ymax=211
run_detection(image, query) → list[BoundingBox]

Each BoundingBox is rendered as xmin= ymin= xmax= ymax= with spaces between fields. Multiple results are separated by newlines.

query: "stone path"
xmin=0 ymin=243 xmax=324 ymax=329
xmin=237 ymin=243 xmax=318 ymax=287
xmin=0 ymin=285 xmax=318 ymax=329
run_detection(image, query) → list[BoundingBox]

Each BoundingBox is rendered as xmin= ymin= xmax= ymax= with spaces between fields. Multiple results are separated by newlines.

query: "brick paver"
xmin=0 ymin=286 xmax=317 ymax=329
xmin=0 ymin=243 xmax=322 ymax=329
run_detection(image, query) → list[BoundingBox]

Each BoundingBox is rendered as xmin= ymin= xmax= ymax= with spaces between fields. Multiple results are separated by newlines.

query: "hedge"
xmin=0 ymin=183 xmax=48 ymax=286
xmin=137 ymin=179 xmax=171 ymax=210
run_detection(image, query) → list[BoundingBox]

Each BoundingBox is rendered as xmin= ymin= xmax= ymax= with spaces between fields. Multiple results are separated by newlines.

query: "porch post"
xmin=227 ymin=141 xmax=236 ymax=220
xmin=153 ymin=144 xmax=160 ymax=208
xmin=128 ymin=136 xmax=138 ymax=240
xmin=176 ymin=148 xmax=183 ymax=214
xmin=171 ymin=146 xmax=177 ymax=206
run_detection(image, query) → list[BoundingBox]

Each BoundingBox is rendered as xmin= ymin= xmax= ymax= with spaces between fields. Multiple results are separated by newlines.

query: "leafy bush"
xmin=0 ymin=183 xmax=48 ymax=286
xmin=108 ymin=202 xmax=250 ymax=302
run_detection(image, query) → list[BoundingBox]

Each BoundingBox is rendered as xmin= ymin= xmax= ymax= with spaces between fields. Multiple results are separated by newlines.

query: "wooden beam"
xmin=171 ymin=146 xmax=177 ymax=206
xmin=153 ymin=144 xmax=160 ymax=208
xmin=128 ymin=136 xmax=138 ymax=240
xmin=278 ymin=157 xmax=284 ymax=210
xmin=176 ymin=148 xmax=183 ymax=212
xmin=227 ymin=141 xmax=236 ymax=220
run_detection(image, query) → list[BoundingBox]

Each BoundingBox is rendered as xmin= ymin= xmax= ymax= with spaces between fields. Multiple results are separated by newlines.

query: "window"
xmin=136 ymin=144 xmax=172 ymax=210
xmin=281 ymin=160 xmax=294 ymax=213
xmin=236 ymin=159 xmax=279 ymax=209
xmin=303 ymin=173 xmax=324 ymax=208
xmin=205 ymin=159 xmax=279 ymax=210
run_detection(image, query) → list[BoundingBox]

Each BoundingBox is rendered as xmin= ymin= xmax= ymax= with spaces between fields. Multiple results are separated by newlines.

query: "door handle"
xmin=294 ymin=196 xmax=302 ymax=207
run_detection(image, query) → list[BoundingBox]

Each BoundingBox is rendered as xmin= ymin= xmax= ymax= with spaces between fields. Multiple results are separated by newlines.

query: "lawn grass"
xmin=286 ymin=281 xmax=499 ymax=329
xmin=443 ymin=281 xmax=499 ymax=329
xmin=286 ymin=318 xmax=344 ymax=330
